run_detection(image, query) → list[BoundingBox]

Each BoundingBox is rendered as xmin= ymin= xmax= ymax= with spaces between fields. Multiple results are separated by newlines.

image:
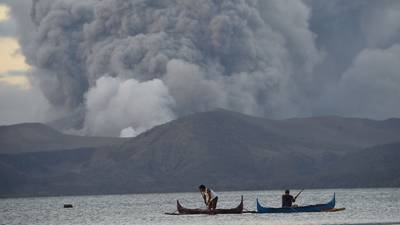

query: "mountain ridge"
xmin=0 ymin=123 xmax=125 ymax=154
xmin=1 ymin=109 xmax=399 ymax=197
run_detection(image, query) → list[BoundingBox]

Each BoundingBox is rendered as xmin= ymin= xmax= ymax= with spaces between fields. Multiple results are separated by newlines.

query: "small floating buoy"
xmin=63 ymin=204 xmax=73 ymax=208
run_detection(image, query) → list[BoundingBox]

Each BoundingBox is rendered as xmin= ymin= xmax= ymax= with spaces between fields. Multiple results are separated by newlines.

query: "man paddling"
xmin=199 ymin=184 xmax=218 ymax=212
xmin=282 ymin=189 xmax=297 ymax=207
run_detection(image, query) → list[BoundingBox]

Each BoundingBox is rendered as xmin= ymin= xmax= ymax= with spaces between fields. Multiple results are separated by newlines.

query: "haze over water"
xmin=1 ymin=188 xmax=399 ymax=225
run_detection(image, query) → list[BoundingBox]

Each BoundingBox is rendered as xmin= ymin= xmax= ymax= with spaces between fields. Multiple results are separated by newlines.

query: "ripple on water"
xmin=1 ymin=188 xmax=399 ymax=225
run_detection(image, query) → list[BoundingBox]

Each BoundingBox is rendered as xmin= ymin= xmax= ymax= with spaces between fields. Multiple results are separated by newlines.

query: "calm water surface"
xmin=1 ymin=188 xmax=399 ymax=225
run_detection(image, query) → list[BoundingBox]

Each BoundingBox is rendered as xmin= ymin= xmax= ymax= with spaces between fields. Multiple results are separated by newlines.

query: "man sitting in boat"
xmin=199 ymin=184 xmax=218 ymax=211
xmin=282 ymin=190 xmax=296 ymax=207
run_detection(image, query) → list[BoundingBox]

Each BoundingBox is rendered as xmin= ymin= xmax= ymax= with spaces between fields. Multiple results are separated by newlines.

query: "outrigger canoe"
xmin=257 ymin=193 xmax=341 ymax=213
xmin=167 ymin=196 xmax=243 ymax=215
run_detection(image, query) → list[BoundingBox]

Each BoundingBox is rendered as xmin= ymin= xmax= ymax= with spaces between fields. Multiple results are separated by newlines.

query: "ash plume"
xmin=3 ymin=0 xmax=400 ymax=136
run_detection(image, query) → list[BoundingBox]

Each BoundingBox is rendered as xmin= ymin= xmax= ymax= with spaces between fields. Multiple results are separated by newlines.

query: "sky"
xmin=0 ymin=5 xmax=28 ymax=88
xmin=0 ymin=4 xmax=48 ymax=125
xmin=0 ymin=0 xmax=400 ymax=137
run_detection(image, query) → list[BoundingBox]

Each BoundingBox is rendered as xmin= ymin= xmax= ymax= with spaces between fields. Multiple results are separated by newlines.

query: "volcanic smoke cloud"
xmin=5 ymin=0 xmax=400 ymax=136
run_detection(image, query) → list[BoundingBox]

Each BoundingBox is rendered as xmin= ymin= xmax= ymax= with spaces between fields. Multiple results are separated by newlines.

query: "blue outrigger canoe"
xmin=257 ymin=193 xmax=337 ymax=213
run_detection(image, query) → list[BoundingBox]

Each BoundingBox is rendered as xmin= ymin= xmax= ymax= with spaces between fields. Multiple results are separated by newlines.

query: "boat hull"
xmin=257 ymin=193 xmax=336 ymax=213
xmin=176 ymin=196 xmax=243 ymax=214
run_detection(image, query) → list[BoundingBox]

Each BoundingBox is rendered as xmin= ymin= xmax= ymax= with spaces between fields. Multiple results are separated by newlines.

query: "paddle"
xmin=294 ymin=189 xmax=304 ymax=200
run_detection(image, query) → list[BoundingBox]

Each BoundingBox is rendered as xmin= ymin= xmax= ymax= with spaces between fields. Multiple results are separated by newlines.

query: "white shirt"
xmin=208 ymin=188 xmax=218 ymax=200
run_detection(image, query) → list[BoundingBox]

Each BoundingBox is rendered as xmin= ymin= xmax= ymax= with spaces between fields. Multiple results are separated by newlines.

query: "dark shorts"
xmin=209 ymin=197 xmax=218 ymax=210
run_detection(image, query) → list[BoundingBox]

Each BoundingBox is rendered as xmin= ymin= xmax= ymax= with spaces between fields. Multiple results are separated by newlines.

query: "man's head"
xmin=285 ymin=190 xmax=290 ymax=194
xmin=199 ymin=184 xmax=206 ymax=192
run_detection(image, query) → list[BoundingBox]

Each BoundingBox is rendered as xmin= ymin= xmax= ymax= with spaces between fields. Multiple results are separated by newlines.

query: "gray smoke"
xmin=3 ymin=0 xmax=400 ymax=136
xmin=309 ymin=0 xmax=400 ymax=118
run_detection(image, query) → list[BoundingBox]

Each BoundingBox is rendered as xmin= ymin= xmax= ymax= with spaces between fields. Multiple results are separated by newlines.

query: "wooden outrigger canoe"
xmin=257 ymin=193 xmax=343 ymax=213
xmin=167 ymin=196 xmax=243 ymax=215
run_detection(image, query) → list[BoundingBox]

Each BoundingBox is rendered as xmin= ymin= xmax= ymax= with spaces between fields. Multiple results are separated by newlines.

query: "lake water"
xmin=1 ymin=188 xmax=399 ymax=225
